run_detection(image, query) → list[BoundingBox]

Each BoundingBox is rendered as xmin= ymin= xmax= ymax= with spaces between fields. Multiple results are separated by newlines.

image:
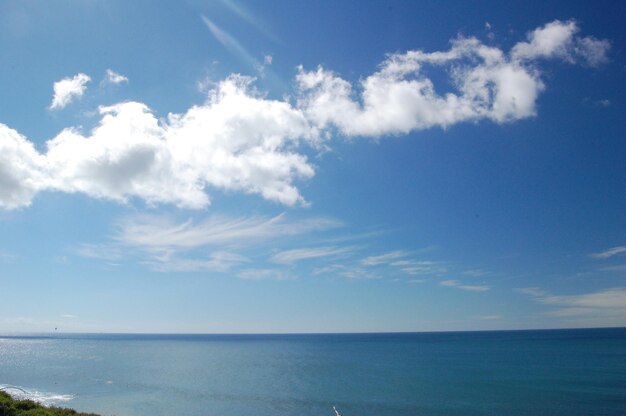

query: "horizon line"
xmin=1 ymin=326 xmax=624 ymax=338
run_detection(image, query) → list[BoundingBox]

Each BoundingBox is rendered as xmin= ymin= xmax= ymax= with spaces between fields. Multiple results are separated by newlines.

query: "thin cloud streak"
xmin=441 ymin=279 xmax=490 ymax=292
xmin=201 ymin=15 xmax=261 ymax=71
xmin=271 ymin=246 xmax=355 ymax=264
xmin=518 ymin=287 xmax=626 ymax=319
xmin=115 ymin=213 xmax=342 ymax=251
xmin=361 ymin=251 xmax=406 ymax=266
xmin=217 ymin=0 xmax=281 ymax=43
xmin=591 ymin=245 xmax=626 ymax=259
xmin=147 ymin=251 xmax=249 ymax=273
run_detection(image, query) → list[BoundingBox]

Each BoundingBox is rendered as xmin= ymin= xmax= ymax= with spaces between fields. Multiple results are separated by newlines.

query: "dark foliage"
xmin=0 ymin=392 xmax=100 ymax=416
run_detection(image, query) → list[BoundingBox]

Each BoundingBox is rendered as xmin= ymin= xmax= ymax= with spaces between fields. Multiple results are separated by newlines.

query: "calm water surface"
xmin=1 ymin=328 xmax=625 ymax=416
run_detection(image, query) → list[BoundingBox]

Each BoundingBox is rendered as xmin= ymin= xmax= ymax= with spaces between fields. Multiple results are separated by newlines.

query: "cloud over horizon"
xmin=0 ymin=20 xmax=609 ymax=210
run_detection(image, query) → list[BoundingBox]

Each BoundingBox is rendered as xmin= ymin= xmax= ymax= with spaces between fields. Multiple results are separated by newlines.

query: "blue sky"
xmin=0 ymin=0 xmax=624 ymax=333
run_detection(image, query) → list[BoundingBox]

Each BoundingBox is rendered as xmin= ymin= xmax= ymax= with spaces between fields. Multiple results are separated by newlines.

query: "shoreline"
xmin=0 ymin=390 xmax=100 ymax=416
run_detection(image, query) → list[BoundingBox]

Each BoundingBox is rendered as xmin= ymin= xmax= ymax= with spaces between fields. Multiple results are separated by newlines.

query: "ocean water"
xmin=0 ymin=329 xmax=625 ymax=416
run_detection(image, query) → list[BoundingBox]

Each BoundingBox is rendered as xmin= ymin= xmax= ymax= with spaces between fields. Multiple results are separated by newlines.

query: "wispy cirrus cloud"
xmin=215 ymin=0 xmax=280 ymax=43
xmin=72 ymin=214 xmax=344 ymax=272
xmin=271 ymin=246 xmax=354 ymax=264
xmin=360 ymin=251 xmax=407 ymax=266
xmin=361 ymin=250 xmax=447 ymax=277
xmin=146 ymin=251 xmax=249 ymax=273
xmin=76 ymin=213 xmax=340 ymax=273
xmin=591 ymin=245 xmax=626 ymax=259
xmin=391 ymin=260 xmax=447 ymax=276
xmin=115 ymin=213 xmax=340 ymax=251
xmin=440 ymin=279 xmax=490 ymax=292
xmin=74 ymin=243 xmax=123 ymax=261
xmin=313 ymin=264 xmax=380 ymax=280
xmin=238 ymin=268 xmax=294 ymax=280
xmin=202 ymin=16 xmax=262 ymax=72
xmin=517 ymin=286 xmax=626 ymax=320
xmin=0 ymin=249 xmax=15 ymax=262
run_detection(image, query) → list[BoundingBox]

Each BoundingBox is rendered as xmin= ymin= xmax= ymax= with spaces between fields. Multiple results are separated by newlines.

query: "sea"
xmin=0 ymin=328 xmax=624 ymax=416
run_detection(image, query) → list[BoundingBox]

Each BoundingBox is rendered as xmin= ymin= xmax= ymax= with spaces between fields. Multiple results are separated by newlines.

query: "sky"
xmin=0 ymin=0 xmax=624 ymax=333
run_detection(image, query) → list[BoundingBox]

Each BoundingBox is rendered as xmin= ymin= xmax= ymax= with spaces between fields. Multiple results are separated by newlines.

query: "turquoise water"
xmin=1 ymin=329 xmax=625 ymax=416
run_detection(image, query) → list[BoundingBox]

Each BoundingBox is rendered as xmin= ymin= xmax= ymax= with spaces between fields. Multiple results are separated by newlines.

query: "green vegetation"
xmin=0 ymin=391 xmax=100 ymax=416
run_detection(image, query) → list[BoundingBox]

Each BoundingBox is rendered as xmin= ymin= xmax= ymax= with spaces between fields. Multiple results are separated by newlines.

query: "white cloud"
xmin=8 ymin=76 xmax=317 ymax=209
xmin=312 ymin=264 xmax=380 ymax=279
xmin=116 ymin=213 xmax=340 ymax=251
xmin=511 ymin=20 xmax=579 ymax=61
xmin=74 ymin=243 xmax=123 ymax=261
xmin=339 ymin=267 xmax=380 ymax=280
xmin=49 ymin=73 xmax=91 ymax=110
xmin=271 ymin=246 xmax=353 ymax=264
xmin=596 ymin=99 xmax=610 ymax=107
xmin=474 ymin=314 xmax=501 ymax=320
xmin=104 ymin=69 xmax=129 ymax=85
xmin=0 ymin=124 xmax=45 ymax=209
xmin=599 ymin=264 xmax=626 ymax=274
xmin=390 ymin=260 xmax=447 ymax=275
xmin=511 ymin=20 xmax=610 ymax=66
xmin=518 ymin=286 xmax=626 ymax=320
xmin=591 ymin=245 xmax=626 ymax=259
xmin=148 ymin=251 xmax=249 ymax=272
xmin=545 ymin=307 xmax=596 ymax=317
xmin=515 ymin=287 xmax=548 ymax=297
xmin=76 ymin=213 xmax=339 ymax=273
xmin=0 ymin=20 xmax=610 ymax=210
xmin=238 ymin=268 xmax=293 ymax=280
xmin=440 ymin=279 xmax=490 ymax=292
xmin=360 ymin=251 xmax=406 ymax=266
xmin=0 ymin=250 xmax=15 ymax=262
xmin=462 ymin=269 xmax=488 ymax=277
xmin=297 ymin=20 xmax=609 ymax=136
xmin=539 ymin=288 xmax=626 ymax=309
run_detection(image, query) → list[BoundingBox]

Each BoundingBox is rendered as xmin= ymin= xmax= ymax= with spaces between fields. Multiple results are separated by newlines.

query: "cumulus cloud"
xmin=9 ymin=76 xmax=317 ymax=209
xmin=104 ymin=69 xmax=129 ymax=85
xmin=0 ymin=20 xmax=610 ymax=210
xmin=49 ymin=73 xmax=91 ymax=110
xmin=511 ymin=20 xmax=610 ymax=66
xmin=0 ymin=124 xmax=45 ymax=209
xmin=297 ymin=20 xmax=609 ymax=136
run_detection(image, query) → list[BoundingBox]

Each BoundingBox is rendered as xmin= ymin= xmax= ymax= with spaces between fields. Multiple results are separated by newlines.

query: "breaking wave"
xmin=0 ymin=385 xmax=75 ymax=406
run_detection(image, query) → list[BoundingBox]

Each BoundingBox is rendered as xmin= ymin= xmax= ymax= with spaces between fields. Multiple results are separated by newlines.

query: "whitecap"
xmin=0 ymin=384 xmax=75 ymax=406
